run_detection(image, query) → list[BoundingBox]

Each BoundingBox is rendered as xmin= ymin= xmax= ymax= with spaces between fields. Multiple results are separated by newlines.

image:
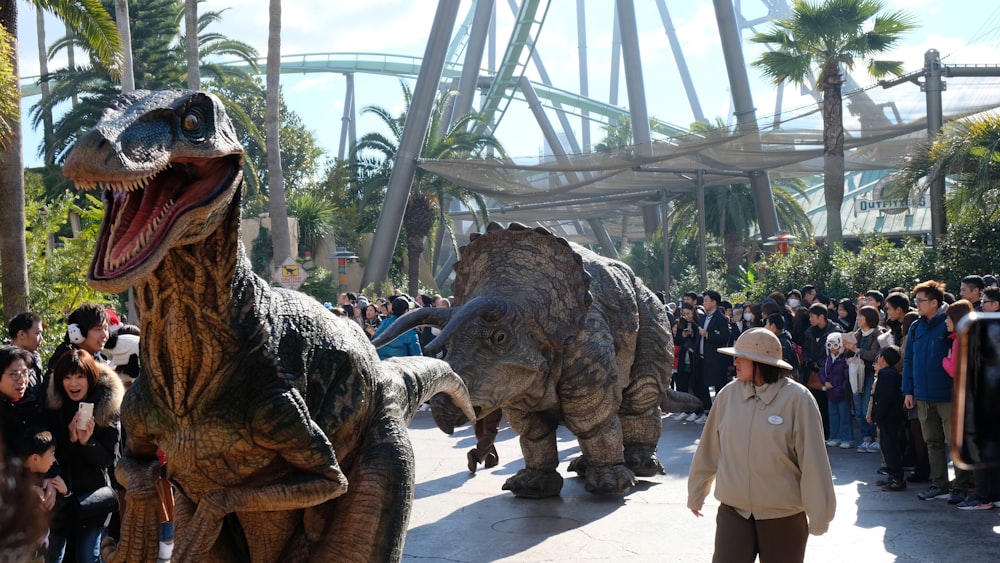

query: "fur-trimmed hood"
xmin=46 ymin=362 xmax=124 ymax=427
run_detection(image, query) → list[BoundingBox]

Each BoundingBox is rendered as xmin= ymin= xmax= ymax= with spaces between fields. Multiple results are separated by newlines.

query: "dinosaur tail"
xmin=378 ymin=356 xmax=476 ymax=425
xmin=660 ymin=389 xmax=704 ymax=414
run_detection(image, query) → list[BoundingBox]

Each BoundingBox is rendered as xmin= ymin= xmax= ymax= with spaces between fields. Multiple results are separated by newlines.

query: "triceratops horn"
xmin=424 ymin=296 xmax=508 ymax=354
xmin=371 ymin=306 xmax=454 ymax=349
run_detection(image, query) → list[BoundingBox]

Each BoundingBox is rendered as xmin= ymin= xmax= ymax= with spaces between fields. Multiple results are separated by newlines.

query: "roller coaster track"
xmin=19 ymin=50 xmax=686 ymax=138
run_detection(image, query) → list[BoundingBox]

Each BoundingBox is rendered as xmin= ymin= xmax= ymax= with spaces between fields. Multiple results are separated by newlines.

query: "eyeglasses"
xmin=4 ymin=369 xmax=31 ymax=382
xmin=983 ymin=299 xmax=998 ymax=305
xmin=914 ymin=298 xmax=931 ymax=304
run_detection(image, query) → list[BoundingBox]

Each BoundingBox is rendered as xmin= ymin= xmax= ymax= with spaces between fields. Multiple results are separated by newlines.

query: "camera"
xmin=952 ymin=312 xmax=1000 ymax=470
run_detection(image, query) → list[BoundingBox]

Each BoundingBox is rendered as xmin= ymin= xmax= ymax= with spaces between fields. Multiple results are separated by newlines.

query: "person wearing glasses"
xmin=982 ymin=285 xmax=1000 ymax=313
xmin=1 ymin=345 xmax=44 ymax=456
xmin=904 ymin=280 xmax=974 ymax=504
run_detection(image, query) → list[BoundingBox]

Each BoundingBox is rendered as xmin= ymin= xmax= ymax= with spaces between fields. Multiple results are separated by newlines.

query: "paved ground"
xmin=404 ymin=410 xmax=1000 ymax=562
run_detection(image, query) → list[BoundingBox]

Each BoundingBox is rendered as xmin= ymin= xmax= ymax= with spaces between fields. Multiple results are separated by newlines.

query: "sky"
xmin=14 ymin=0 xmax=1000 ymax=169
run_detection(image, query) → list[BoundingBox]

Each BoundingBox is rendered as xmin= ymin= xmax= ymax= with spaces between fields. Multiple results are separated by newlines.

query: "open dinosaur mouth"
xmin=79 ymin=155 xmax=241 ymax=280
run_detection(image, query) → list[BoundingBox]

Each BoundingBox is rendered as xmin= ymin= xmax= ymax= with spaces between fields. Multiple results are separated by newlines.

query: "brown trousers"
xmin=713 ymin=504 xmax=808 ymax=563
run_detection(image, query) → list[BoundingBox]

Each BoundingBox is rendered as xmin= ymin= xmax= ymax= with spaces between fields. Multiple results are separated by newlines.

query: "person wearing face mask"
xmin=44 ymin=349 xmax=123 ymax=563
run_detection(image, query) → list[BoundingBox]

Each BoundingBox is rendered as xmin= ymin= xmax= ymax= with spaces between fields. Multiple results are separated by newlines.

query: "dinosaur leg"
xmin=502 ymin=410 xmax=563 ymax=498
xmin=100 ymin=456 xmax=162 ymax=563
xmin=468 ymin=409 xmax=503 ymax=472
xmin=306 ymin=418 xmax=415 ymax=563
xmin=237 ymin=509 xmax=306 ymax=563
xmin=619 ymin=365 xmax=666 ymax=477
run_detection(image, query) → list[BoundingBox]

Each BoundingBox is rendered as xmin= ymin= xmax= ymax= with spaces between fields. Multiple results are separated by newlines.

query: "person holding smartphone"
xmin=44 ymin=349 xmax=123 ymax=563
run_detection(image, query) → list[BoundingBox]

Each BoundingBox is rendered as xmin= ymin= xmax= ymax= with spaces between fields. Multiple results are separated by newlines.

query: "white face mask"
xmin=743 ymin=312 xmax=753 ymax=321
xmin=787 ymin=298 xmax=800 ymax=308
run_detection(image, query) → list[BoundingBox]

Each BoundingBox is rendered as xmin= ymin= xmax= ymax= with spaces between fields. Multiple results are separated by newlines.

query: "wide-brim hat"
xmin=717 ymin=327 xmax=793 ymax=370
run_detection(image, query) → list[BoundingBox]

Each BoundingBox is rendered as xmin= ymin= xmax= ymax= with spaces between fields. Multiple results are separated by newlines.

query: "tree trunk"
xmin=114 ymin=1 xmax=134 ymax=92
xmin=0 ymin=0 xmax=29 ymax=317
xmin=266 ymin=0 xmax=291 ymax=271
xmin=185 ymin=0 xmax=200 ymax=89
xmin=403 ymin=194 xmax=437 ymax=297
xmin=723 ymin=227 xmax=743 ymax=278
xmin=821 ymin=61 xmax=845 ymax=247
xmin=64 ymin=22 xmax=77 ymax=107
xmin=35 ymin=9 xmax=54 ymax=166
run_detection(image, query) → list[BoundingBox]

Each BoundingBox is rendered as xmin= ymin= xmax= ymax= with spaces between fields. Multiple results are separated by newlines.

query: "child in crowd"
xmin=17 ymin=428 xmax=68 ymax=558
xmin=870 ymin=347 xmax=907 ymax=491
xmin=821 ymin=332 xmax=854 ymax=448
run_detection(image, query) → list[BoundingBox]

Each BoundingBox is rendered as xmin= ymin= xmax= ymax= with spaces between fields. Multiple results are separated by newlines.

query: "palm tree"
xmin=751 ymin=0 xmax=916 ymax=247
xmin=0 ymin=0 xmax=121 ymax=317
xmin=265 ymin=0 xmax=291 ymax=270
xmin=668 ymin=179 xmax=813 ymax=277
xmin=352 ymin=81 xmax=506 ymax=296
xmin=30 ymin=1 xmax=258 ymax=163
xmin=891 ymin=112 xmax=1000 ymax=223
xmin=667 ymin=118 xmax=813 ymax=277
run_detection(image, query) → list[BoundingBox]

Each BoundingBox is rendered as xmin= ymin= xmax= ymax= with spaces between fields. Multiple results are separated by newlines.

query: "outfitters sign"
xmin=854 ymin=196 xmax=928 ymax=214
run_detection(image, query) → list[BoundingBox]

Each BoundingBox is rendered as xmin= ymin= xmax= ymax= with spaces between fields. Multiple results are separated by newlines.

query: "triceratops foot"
xmin=502 ymin=468 xmax=564 ymax=498
xmin=567 ymin=455 xmax=590 ymax=477
xmin=624 ymin=445 xmax=664 ymax=477
xmin=582 ymin=464 xmax=636 ymax=495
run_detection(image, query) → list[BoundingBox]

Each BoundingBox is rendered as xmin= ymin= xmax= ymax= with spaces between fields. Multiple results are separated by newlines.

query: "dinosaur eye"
xmin=491 ymin=330 xmax=508 ymax=346
xmin=180 ymin=105 xmax=209 ymax=142
xmin=182 ymin=113 xmax=200 ymax=131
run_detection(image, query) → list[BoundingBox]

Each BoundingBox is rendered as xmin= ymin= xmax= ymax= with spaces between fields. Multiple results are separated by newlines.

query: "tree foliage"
xmin=352 ymin=81 xmax=506 ymax=296
xmin=30 ymin=0 xmax=259 ymax=162
xmin=752 ymin=0 xmax=917 ymax=246
xmin=0 ymin=170 xmax=118 ymax=357
xmin=743 ymin=236 xmax=930 ymax=300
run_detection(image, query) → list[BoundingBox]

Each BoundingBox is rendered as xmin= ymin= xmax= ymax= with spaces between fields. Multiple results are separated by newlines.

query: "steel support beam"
xmin=924 ymin=49 xmax=946 ymax=247
xmin=654 ymin=0 xmax=706 ymax=124
xmin=504 ymin=0 xmax=581 ymax=153
xmin=361 ymin=0 xmax=461 ymax=290
xmin=696 ymin=170 xmax=708 ymax=288
xmin=337 ymin=73 xmax=354 ymax=160
xmin=617 ymin=0 xmax=658 ymax=237
xmin=661 ymin=190 xmax=671 ymax=298
xmin=576 ymin=0 xmax=591 ymax=151
xmin=587 ymin=218 xmax=620 ymax=258
xmin=453 ymin=0 xmax=494 ymax=120
xmin=712 ymin=0 xmax=779 ymax=242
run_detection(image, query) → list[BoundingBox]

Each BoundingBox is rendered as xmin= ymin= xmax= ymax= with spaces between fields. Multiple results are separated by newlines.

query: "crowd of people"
xmin=680 ymin=275 xmax=1000 ymax=561
xmin=4 ymin=274 xmax=998 ymax=561
xmin=673 ymin=276 xmax=1000 ymax=522
xmin=1 ymin=303 xmax=158 ymax=562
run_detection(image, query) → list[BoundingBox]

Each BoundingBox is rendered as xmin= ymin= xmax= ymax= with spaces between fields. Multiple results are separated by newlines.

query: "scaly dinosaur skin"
xmin=374 ymin=222 xmax=692 ymax=498
xmin=62 ymin=89 xmax=473 ymax=563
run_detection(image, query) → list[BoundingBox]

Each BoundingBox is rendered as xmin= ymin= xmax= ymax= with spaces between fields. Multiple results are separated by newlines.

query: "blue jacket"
xmin=373 ymin=314 xmax=422 ymax=360
xmin=902 ymin=312 xmax=952 ymax=402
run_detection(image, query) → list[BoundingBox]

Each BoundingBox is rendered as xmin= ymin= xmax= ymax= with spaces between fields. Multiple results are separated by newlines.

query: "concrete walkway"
xmin=404 ymin=410 xmax=1000 ymax=562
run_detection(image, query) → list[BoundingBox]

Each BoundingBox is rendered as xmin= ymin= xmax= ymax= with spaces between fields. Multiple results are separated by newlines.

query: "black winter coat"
xmin=44 ymin=363 xmax=123 ymax=529
xmin=872 ymin=365 xmax=906 ymax=425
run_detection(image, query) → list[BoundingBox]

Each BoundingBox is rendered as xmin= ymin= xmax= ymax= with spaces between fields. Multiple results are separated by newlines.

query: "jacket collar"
xmin=740 ymin=376 xmax=789 ymax=405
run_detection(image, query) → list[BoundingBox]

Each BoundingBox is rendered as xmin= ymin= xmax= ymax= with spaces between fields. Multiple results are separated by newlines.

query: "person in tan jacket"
xmin=688 ymin=328 xmax=836 ymax=563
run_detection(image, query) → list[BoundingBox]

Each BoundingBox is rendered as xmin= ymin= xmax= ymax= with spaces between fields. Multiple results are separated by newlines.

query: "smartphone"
xmin=951 ymin=312 xmax=1000 ymax=470
xmin=77 ymin=402 xmax=94 ymax=429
